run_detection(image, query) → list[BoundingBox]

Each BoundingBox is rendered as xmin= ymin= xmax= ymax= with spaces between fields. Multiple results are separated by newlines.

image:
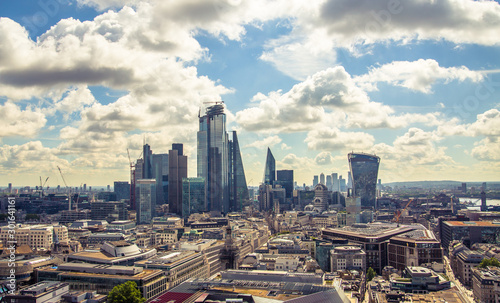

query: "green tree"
xmin=479 ymin=257 xmax=500 ymax=268
xmin=366 ymin=267 xmax=376 ymax=281
xmin=108 ymin=281 xmax=145 ymax=303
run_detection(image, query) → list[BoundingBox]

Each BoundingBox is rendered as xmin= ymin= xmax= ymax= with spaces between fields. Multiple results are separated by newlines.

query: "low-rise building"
xmin=330 ymin=246 xmax=366 ymax=272
xmin=66 ymin=241 xmax=156 ymax=266
xmin=2 ymin=281 xmax=69 ymax=303
xmin=391 ymin=266 xmax=450 ymax=293
xmin=472 ymin=266 xmax=500 ymax=303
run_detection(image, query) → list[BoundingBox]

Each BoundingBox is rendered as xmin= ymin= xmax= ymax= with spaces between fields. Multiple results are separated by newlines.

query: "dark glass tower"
xmin=276 ymin=170 xmax=293 ymax=199
xmin=169 ymin=145 xmax=187 ymax=216
xmin=143 ymin=143 xmax=153 ymax=179
xmin=198 ymin=104 xmax=229 ymax=214
xmin=348 ymin=152 xmax=380 ymax=208
xmin=263 ymin=147 xmax=276 ymax=185
xmin=228 ymin=131 xmax=249 ymax=212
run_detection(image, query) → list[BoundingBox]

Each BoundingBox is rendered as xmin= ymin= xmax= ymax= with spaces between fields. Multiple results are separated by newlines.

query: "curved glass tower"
xmin=348 ymin=152 xmax=380 ymax=208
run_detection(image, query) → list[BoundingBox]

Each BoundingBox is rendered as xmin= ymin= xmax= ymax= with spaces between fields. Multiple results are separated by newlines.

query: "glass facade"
xmin=153 ymin=153 xmax=169 ymax=206
xmin=182 ymin=177 xmax=206 ymax=217
xmin=276 ymin=170 xmax=293 ymax=199
xmin=136 ymin=179 xmax=156 ymax=224
xmin=263 ymin=147 xmax=276 ymax=185
xmin=348 ymin=153 xmax=380 ymax=208
xmin=113 ymin=181 xmax=130 ymax=201
xmin=228 ymin=131 xmax=249 ymax=212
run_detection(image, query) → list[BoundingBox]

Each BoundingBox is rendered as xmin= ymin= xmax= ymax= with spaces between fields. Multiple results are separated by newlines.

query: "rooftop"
xmin=325 ymin=223 xmax=421 ymax=238
xmin=444 ymin=221 xmax=500 ymax=227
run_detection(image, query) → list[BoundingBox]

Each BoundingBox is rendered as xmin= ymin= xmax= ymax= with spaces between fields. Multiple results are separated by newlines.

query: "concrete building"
xmin=441 ymin=221 xmax=500 ymax=252
xmin=472 ymin=266 xmax=499 ymax=303
xmin=66 ymin=241 xmax=156 ymax=266
xmin=36 ymin=263 xmax=166 ymax=300
xmin=0 ymin=224 xmax=68 ymax=250
xmin=391 ymin=266 xmax=450 ymax=293
xmin=322 ymin=223 xmax=420 ymax=273
xmin=90 ymin=201 xmax=128 ymax=221
xmin=387 ymin=229 xmax=443 ymax=271
xmin=2 ymin=281 xmax=69 ymax=303
xmin=330 ymin=246 xmax=366 ymax=272
xmin=135 ymin=250 xmax=209 ymax=290
xmin=221 ymin=269 xmax=324 ymax=284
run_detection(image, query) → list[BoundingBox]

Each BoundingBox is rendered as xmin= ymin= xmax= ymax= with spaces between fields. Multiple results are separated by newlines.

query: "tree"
xmin=108 ymin=281 xmax=145 ymax=303
xmin=366 ymin=267 xmax=376 ymax=281
xmin=479 ymin=257 xmax=500 ymax=268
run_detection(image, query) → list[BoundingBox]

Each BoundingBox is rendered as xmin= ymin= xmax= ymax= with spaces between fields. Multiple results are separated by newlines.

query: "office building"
xmin=326 ymin=175 xmax=332 ymax=190
xmin=152 ymin=153 xmax=169 ymax=206
xmin=322 ymin=223 xmax=420 ymax=273
xmin=143 ymin=143 xmax=153 ymax=179
xmin=169 ymin=145 xmax=187 ymax=216
xmin=313 ymin=175 xmax=319 ymax=187
xmin=441 ymin=221 xmax=500 ymax=252
xmin=66 ymin=241 xmax=156 ymax=266
xmin=391 ymin=266 xmax=450 ymax=292
xmin=387 ymin=229 xmax=443 ymax=271
xmin=472 ymin=266 xmax=500 ymax=303
xmin=136 ymin=179 xmax=156 ymax=224
xmin=330 ymin=246 xmax=366 ymax=272
xmin=113 ymin=181 xmax=129 ymax=201
xmin=90 ymin=201 xmax=128 ymax=221
xmin=182 ymin=177 xmax=207 ymax=217
xmin=0 ymin=224 xmax=68 ymax=250
xmin=348 ymin=152 xmax=380 ymax=208
xmin=258 ymin=184 xmax=273 ymax=212
xmin=276 ymin=170 xmax=294 ymax=199
xmin=1 ymin=281 xmax=70 ymax=303
xmin=228 ymin=131 xmax=249 ymax=212
xmin=312 ymin=184 xmax=330 ymax=212
xmin=263 ymin=147 xmax=276 ymax=185
xmin=197 ymin=104 xmax=247 ymax=214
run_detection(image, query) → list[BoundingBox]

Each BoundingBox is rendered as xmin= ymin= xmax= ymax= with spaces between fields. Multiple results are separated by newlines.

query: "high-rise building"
xmin=153 ymin=153 xmax=169 ymax=206
xmin=263 ymin=147 xmax=276 ymax=186
xmin=326 ymin=175 xmax=332 ymax=190
xmin=169 ymin=145 xmax=187 ymax=216
xmin=228 ymin=131 xmax=249 ymax=212
xmin=114 ymin=181 xmax=130 ymax=201
xmin=143 ymin=144 xmax=153 ymax=179
xmin=182 ymin=177 xmax=206 ymax=217
xmin=197 ymin=104 xmax=247 ymax=215
xmin=481 ymin=191 xmax=487 ymax=212
xmin=332 ymin=173 xmax=339 ymax=192
xmin=348 ymin=152 xmax=380 ymax=208
xmin=8 ymin=183 xmax=12 ymax=193
xmin=313 ymin=176 xmax=319 ymax=187
xmin=320 ymin=173 xmax=325 ymax=185
xmin=136 ymin=179 xmax=156 ymax=224
xmin=339 ymin=175 xmax=346 ymax=192
xmin=347 ymin=172 xmax=352 ymax=189
xmin=276 ymin=170 xmax=294 ymax=199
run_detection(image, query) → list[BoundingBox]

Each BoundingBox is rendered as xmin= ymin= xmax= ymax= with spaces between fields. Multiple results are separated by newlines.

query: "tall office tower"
xmin=8 ymin=183 xmax=12 ymax=193
xmin=153 ymin=153 xmax=169 ymax=206
xmin=198 ymin=104 xmax=229 ymax=214
xmin=228 ymin=131 xmax=249 ymax=212
xmin=114 ymin=181 xmax=130 ymax=201
xmin=182 ymin=177 xmax=207 ymax=217
xmin=258 ymin=184 xmax=273 ymax=211
xmin=142 ymin=143 xmax=153 ymax=179
xmin=326 ymin=175 xmax=333 ymax=191
xmin=461 ymin=182 xmax=467 ymax=193
xmin=83 ymin=184 xmax=87 ymax=192
xmin=482 ymin=182 xmax=487 ymax=191
xmin=135 ymin=158 xmax=144 ymax=180
xmin=263 ymin=147 xmax=276 ymax=185
xmin=348 ymin=152 xmax=380 ymax=208
xmin=481 ymin=191 xmax=487 ymax=212
xmin=169 ymin=144 xmax=188 ymax=216
xmin=313 ymin=175 xmax=319 ymax=186
xmin=339 ymin=175 xmax=346 ymax=192
xmin=347 ymin=171 xmax=353 ymax=189
xmin=332 ymin=173 xmax=339 ymax=192
xmin=106 ymin=185 xmax=110 ymax=191
xmin=320 ymin=173 xmax=325 ymax=185
xmin=276 ymin=170 xmax=294 ymax=199
xmin=136 ymin=179 xmax=156 ymax=224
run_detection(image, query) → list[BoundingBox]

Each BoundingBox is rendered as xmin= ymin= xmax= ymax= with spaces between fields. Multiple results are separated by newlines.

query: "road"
xmin=443 ymin=256 xmax=475 ymax=303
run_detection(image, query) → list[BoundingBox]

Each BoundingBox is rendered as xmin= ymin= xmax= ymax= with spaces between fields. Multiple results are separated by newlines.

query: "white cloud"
xmin=0 ymin=141 xmax=69 ymax=172
xmin=244 ymin=135 xmax=282 ymax=149
xmin=0 ymin=102 xmax=46 ymax=138
xmin=305 ymin=127 xmax=375 ymax=151
xmin=355 ymin=59 xmax=484 ymax=93
xmin=471 ymin=137 xmax=500 ymax=161
xmin=314 ymin=151 xmax=334 ymax=165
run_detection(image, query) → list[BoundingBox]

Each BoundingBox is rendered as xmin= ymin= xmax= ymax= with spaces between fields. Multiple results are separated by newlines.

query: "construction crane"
xmin=38 ymin=176 xmax=49 ymax=198
xmin=394 ymin=199 xmax=415 ymax=226
xmin=57 ymin=166 xmax=72 ymax=211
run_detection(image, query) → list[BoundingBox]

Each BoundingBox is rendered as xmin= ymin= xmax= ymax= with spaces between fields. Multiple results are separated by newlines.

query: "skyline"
xmin=1 ymin=0 xmax=500 ymax=187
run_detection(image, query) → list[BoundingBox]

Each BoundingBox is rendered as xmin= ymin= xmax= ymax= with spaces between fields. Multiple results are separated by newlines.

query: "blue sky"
xmin=1 ymin=0 xmax=500 ymax=187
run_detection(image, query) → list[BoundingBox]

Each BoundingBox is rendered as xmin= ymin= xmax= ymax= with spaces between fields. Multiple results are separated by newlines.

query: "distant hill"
xmin=383 ymin=180 xmax=500 ymax=189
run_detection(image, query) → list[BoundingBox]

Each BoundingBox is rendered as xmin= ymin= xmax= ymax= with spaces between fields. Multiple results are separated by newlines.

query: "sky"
xmin=1 ymin=0 xmax=500 ymax=188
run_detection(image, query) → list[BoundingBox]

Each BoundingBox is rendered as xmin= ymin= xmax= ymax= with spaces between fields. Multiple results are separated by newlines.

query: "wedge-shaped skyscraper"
xmin=348 ymin=152 xmax=380 ymax=208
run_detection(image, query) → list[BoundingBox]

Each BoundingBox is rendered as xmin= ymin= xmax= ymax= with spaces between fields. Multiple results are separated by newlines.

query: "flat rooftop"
xmin=391 ymin=229 xmax=438 ymax=241
xmin=324 ymin=223 xmax=422 ymax=238
xmin=444 ymin=221 xmax=500 ymax=227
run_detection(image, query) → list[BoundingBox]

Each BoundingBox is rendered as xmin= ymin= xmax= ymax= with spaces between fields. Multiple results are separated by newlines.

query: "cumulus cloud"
xmin=355 ymin=59 xmax=484 ymax=93
xmin=0 ymin=102 xmax=46 ymax=138
xmin=0 ymin=141 xmax=69 ymax=172
xmin=471 ymin=137 xmax=500 ymax=161
xmin=314 ymin=151 xmax=334 ymax=165
xmin=305 ymin=127 xmax=375 ymax=151
xmin=244 ymin=135 xmax=282 ymax=149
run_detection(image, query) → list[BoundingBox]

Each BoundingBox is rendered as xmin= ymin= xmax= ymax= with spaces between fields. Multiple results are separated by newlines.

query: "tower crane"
xmin=38 ymin=176 xmax=49 ymax=198
xmin=394 ymin=199 xmax=415 ymax=227
xmin=57 ymin=166 xmax=72 ymax=211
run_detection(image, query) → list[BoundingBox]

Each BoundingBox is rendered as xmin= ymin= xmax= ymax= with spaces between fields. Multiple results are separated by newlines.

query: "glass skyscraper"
xmin=348 ymin=152 xmax=380 ymax=208
xmin=182 ymin=177 xmax=206 ymax=217
xmin=136 ymin=179 xmax=156 ymax=224
xmin=276 ymin=170 xmax=293 ymax=199
xmin=198 ymin=104 xmax=248 ymax=214
xmin=263 ymin=147 xmax=275 ymax=185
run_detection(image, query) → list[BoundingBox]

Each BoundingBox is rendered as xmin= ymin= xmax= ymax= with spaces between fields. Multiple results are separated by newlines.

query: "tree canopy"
xmin=479 ymin=257 xmax=500 ymax=268
xmin=367 ymin=267 xmax=376 ymax=281
xmin=108 ymin=281 xmax=145 ymax=303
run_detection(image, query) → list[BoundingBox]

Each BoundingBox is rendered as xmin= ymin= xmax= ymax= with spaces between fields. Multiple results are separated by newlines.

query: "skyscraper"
xmin=182 ymin=177 xmax=206 ymax=217
xmin=228 ymin=131 xmax=249 ymax=212
xmin=143 ymin=143 xmax=153 ymax=179
xmin=136 ymin=179 xmax=156 ymax=224
xmin=326 ymin=175 xmax=332 ymax=191
xmin=313 ymin=175 xmax=319 ymax=187
xmin=332 ymin=173 xmax=339 ymax=192
xmin=276 ymin=170 xmax=293 ymax=199
xmin=152 ymin=153 xmax=169 ymax=206
xmin=169 ymin=144 xmax=187 ymax=216
xmin=114 ymin=181 xmax=130 ymax=201
xmin=198 ymin=104 xmax=247 ymax=214
xmin=348 ymin=152 xmax=380 ymax=208
xmin=263 ymin=147 xmax=276 ymax=185
xmin=320 ymin=173 xmax=325 ymax=185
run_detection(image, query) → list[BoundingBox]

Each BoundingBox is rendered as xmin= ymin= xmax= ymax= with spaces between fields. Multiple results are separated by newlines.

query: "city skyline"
xmin=1 ymin=0 xmax=500 ymax=187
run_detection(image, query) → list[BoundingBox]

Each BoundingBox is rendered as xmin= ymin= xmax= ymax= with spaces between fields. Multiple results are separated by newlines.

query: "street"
xmin=443 ymin=256 xmax=475 ymax=303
